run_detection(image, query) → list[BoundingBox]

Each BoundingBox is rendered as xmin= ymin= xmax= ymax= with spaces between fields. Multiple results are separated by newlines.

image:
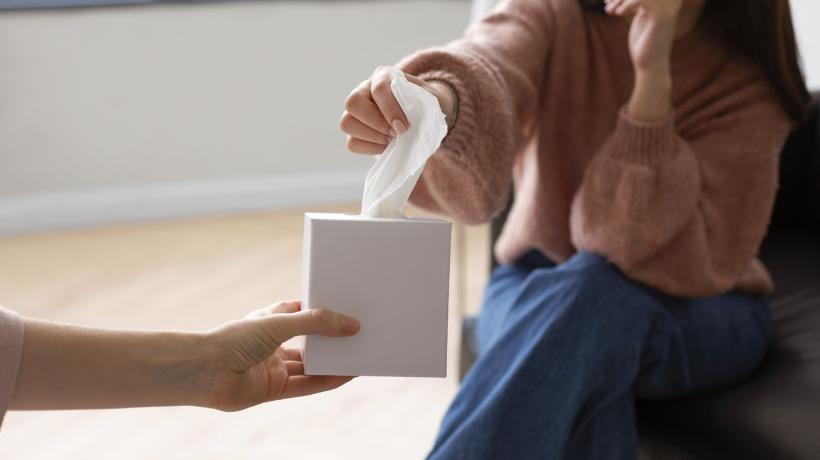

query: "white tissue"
xmin=360 ymin=68 xmax=448 ymax=218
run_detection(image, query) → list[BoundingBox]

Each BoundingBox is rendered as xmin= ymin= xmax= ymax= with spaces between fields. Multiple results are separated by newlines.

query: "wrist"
xmin=155 ymin=330 xmax=213 ymax=407
xmin=628 ymin=70 xmax=673 ymax=122
xmin=427 ymin=80 xmax=457 ymax=129
xmin=635 ymin=67 xmax=672 ymax=86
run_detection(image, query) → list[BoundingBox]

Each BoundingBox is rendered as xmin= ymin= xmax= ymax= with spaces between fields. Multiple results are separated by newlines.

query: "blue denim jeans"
xmin=428 ymin=251 xmax=772 ymax=459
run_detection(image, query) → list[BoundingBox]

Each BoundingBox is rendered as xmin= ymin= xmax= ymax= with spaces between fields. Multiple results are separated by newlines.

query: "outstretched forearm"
xmin=11 ymin=318 xmax=206 ymax=410
xmin=8 ymin=302 xmax=359 ymax=413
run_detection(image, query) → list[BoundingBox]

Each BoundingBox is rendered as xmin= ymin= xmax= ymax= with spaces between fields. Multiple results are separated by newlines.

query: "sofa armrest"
xmin=769 ymin=93 xmax=820 ymax=232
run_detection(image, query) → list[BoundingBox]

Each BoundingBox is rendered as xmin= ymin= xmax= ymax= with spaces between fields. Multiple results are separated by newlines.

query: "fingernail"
xmin=341 ymin=317 xmax=360 ymax=334
xmin=392 ymin=119 xmax=407 ymax=134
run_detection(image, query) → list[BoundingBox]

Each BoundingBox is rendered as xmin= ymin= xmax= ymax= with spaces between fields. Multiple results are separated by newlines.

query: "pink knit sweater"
xmin=400 ymin=0 xmax=793 ymax=297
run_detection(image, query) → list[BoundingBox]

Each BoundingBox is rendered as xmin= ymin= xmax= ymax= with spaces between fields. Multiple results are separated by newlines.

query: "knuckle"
xmin=311 ymin=307 xmax=330 ymax=322
xmin=371 ymin=78 xmax=391 ymax=96
xmin=339 ymin=112 xmax=352 ymax=131
xmin=344 ymin=95 xmax=359 ymax=113
xmin=268 ymin=319 xmax=288 ymax=342
xmin=269 ymin=301 xmax=286 ymax=313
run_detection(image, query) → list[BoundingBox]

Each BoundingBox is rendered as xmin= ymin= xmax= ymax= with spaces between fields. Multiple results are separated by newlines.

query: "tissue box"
xmin=301 ymin=212 xmax=451 ymax=377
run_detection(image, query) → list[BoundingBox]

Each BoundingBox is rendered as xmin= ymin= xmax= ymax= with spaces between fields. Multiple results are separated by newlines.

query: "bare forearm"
xmin=10 ymin=318 xmax=208 ymax=410
xmin=427 ymin=80 xmax=458 ymax=129
xmin=628 ymin=69 xmax=672 ymax=121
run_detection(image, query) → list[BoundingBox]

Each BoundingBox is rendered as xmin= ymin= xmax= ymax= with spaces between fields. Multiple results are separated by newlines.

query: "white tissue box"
xmin=301 ymin=212 xmax=451 ymax=377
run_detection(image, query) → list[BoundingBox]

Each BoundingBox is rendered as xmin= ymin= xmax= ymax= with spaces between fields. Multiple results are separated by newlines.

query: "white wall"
xmin=0 ymin=1 xmax=470 ymax=233
xmin=792 ymin=0 xmax=820 ymax=89
xmin=0 ymin=0 xmax=818 ymax=234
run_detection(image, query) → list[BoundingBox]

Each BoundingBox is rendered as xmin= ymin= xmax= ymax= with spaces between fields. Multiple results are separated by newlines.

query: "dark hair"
xmin=582 ymin=0 xmax=812 ymax=122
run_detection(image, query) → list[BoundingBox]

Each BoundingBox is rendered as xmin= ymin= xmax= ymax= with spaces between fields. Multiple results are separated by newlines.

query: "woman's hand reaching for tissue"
xmin=341 ymin=67 xmax=457 ymax=155
xmin=10 ymin=300 xmax=360 ymax=412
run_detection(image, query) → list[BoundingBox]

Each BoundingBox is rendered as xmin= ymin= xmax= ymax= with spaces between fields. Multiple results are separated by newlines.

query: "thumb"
xmin=265 ymin=308 xmax=360 ymax=343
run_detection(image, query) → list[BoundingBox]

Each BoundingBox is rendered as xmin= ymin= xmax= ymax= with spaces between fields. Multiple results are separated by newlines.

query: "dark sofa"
xmin=465 ymin=94 xmax=820 ymax=459
xmin=636 ymin=95 xmax=820 ymax=459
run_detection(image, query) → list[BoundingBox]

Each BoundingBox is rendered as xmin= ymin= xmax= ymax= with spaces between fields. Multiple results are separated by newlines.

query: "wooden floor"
xmin=0 ymin=204 xmax=489 ymax=459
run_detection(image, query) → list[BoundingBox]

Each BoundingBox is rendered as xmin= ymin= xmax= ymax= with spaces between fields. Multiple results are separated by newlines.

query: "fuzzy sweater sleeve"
xmin=570 ymin=80 xmax=793 ymax=297
xmin=398 ymin=0 xmax=555 ymax=224
xmin=0 ymin=306 xmax=24 ymax=427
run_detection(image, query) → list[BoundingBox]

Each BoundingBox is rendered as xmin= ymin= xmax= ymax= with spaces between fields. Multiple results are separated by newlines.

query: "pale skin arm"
xmin=605 ymin=0 xmax=704 ymax=121
xmin=10 ymin=301 xmax=360 ymax=412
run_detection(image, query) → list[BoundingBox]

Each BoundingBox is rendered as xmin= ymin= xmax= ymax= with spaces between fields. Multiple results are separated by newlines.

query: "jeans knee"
xmin=520 ymin=252 xmax=652 ymax=326
xmin=562 ymin=251 xmax=618 ymax=276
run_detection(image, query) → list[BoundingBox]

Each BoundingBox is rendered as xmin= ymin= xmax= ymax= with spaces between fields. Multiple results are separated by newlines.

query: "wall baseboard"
xmin=0 ymin=169 xmax=367 ymax=236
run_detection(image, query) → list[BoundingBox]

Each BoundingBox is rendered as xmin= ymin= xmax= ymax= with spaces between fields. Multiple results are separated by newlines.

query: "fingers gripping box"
xmin=301 ymin=213 xmax=451 ymax=377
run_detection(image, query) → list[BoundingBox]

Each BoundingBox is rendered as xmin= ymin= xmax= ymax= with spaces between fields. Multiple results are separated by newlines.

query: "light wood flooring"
xmin=0 ymin=204 xmax=489 ymax=459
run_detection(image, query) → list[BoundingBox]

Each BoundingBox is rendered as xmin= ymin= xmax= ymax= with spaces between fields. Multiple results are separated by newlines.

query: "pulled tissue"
xmin=360 ymin=68 xmax=448 ymax=218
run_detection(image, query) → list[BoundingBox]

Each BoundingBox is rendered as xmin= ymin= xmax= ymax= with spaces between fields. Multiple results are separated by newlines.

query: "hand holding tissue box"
xmin=302 ymin=68 xmax=451 ymax=377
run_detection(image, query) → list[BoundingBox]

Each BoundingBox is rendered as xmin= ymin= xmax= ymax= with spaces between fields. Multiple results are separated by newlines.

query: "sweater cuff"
xmin=609 ymin=106 xmax=678 ymax=165
xmin=397 ymin=49 xmax=482 ymax=157
xmin=0 ymin=306 xmax=23 ymax=427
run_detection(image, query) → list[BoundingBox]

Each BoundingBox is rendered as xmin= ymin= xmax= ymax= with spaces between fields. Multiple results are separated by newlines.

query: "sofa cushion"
xmin=637 ymin=229 xmax=820 ymax=459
